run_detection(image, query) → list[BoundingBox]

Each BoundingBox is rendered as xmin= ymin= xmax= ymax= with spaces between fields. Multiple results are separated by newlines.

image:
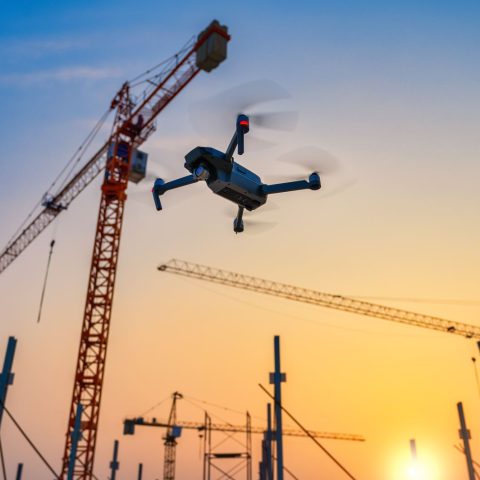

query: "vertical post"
xmin=137 ymin=462 xmax=143 ymax=480
xmin=269 ymin=336 xmax=285 ymax=480
xmin=246 ymin=411 xmax=252 ymax=480
xmin=0 ymin=336 xmax=17 ymax=429
xmin=259 ymin=437 xmax=265 ymax=480
xmin=109 ymin=439 xmax=120 ymax=480
xmin=67 ymin=403 xmax=83 ymax=480
xmin=15 ymin=463 xmax=23 ymax=480
xmin=409 ymin=438 xmax=417 ymax=476
xmin=203 ymin=412 xmax=211 ymax=480
xmin=266 ymin=403 xmax=273 ymax=480
xmin=409 ymin=439 xmax=417 ymax=462
xmin=410 ymin=438 xmax=417 ymax=468
xmin=457 ymin=402 xmax=475 ymax=480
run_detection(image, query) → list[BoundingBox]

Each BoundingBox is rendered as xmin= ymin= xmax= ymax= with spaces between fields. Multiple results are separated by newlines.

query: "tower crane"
xmin=124 ymin=411 xmax=364 ymax=480
xmin=0 ymin=22 xmax=230 ymax=480
xmin=163 ymin=392 xmax=183 ymax=480
xmin=157 ymin=259 xmax=480 ymax=339
xmin=123 ymin=416 xmax=365 ymax=442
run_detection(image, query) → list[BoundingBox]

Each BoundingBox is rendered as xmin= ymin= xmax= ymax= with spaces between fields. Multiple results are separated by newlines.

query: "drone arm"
xmin=225 ymin=114 xmax=250 ymax=161
xmin=260 ymin=173 xmax=321 ymax=195
xmin=225 ymin=132 xmax=237 ymax=162
xmin=152 ymin=175 xmax=199 ymax=211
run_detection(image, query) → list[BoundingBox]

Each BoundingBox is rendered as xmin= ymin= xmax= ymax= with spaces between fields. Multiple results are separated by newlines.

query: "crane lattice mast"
xmin=163 ymin=392 xmax=183 ymax=480
xmin=157 ymin=259 xmax=480 ymax=339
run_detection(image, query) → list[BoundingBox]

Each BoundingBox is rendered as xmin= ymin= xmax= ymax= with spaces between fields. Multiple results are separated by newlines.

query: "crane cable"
xmin=349 ymin=296 xmax=480 ymax=306
xmin=2 ymin=107 xmax=112 ymax=255
xmin=0 ymin=399 xmax=60 ymax=479
xmin=272 ymin=455 xmax=300 ymax=480
xmin=128 ymin=35 xmax=195 ymax=87
xmin=259 ymin=384 xmax=358 ymax=480
xmin=454 ymin=444 xmax=480 ymax=479
xmin=182 ymin=397 xmax=246 ymax=451
xmin=182 ymin=393 xmax=301 ymax=432
xmin=0 ymin=436 xmax=6 ymax=480
xmin=174 ymin=276 xmax=422 ymax=339
xmin=136 ymin=394 xmax=171 ymax=417
xmin=55 ymin=107 xmax=112 ymax=194
xmin=471 ymin=356 xmax=480 ymax=400
xmin=183 ymin=394 xmax=265 ymax=423
xmin=36 ymin=239 xmax=55 ymax=323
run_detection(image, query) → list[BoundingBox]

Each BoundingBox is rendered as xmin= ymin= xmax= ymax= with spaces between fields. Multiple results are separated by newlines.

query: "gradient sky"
xmin=1 ymin=1 xmax=480 ymax=479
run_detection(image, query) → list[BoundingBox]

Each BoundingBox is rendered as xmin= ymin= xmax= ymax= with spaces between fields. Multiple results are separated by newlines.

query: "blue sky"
xmin=2 ymin=0 xmax=479 ymax=209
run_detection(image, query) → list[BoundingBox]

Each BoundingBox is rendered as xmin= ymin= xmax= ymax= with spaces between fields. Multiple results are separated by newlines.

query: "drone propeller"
xmin=248 ymin=111 xmax=299 ymax=131
xmin=266 ymin=146 xmax=356 ymax=199
xmin=189 ymin=79 xmax=299 ymax=151
xmin=277 ymin=146 xmax=341 ymax=176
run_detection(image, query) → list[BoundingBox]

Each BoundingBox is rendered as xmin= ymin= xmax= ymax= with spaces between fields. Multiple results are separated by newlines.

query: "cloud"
xmin=0 ymin=66 xmax=122 ymax=86
xmin=0 ymin=38 xmax=88 ymax=58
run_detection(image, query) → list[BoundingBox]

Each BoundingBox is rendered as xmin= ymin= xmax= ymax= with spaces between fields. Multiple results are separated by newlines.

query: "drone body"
xmin=152 ymin=114 xmax=321 ymax=232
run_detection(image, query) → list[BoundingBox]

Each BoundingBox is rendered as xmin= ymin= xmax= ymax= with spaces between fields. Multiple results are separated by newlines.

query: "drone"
xmin=152 ymin=114 xmax=321 ymax=233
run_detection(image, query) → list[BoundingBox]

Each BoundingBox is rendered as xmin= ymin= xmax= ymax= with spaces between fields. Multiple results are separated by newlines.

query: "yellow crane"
xmin=123 ymin=416 xmax=365 ymax=442
xmin=124 ymin=411 xmax=364 ymax=480
xmin=157 ymin=259 xmax=480 ymax=339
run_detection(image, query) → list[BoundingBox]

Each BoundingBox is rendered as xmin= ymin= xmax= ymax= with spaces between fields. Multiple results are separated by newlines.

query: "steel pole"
xmin=266 ymin=403 xmax=273 ymax=480
xmin=0 ymin=337 xmax=17 ymax=429
xmin=67 ymin=404 xmax=83 ymax=480
xmin=270 ymin=336 xmax=285 ymax=480
xmin=457 ymin=402 xmax=475 ymax=480
xmin=109 ymin=439 xmax=119 ymax=480
xmin=15 ymin=463 xmax=23 ymax=480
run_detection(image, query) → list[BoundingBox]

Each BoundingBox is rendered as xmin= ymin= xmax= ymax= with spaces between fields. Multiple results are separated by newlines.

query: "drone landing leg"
xmin=233 ymin=206 xmax=245 ymax=233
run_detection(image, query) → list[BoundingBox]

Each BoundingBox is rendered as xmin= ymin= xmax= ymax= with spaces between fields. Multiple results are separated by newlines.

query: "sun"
xmin=406 ymin=462 xmax=429 ymax=480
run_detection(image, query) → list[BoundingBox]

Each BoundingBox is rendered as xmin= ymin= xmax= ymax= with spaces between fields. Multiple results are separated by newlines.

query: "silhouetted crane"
xmin=158 ymin=259 xmax=480 ymax=339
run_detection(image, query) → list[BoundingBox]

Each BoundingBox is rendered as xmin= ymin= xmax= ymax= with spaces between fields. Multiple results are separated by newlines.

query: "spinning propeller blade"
xmin=248 ymin=111 xmax=299 ymax=131
xmin=277 ymin=146 xmax=341 ymax=175
xmin=266 ymin=146 xmax=356 ymax=199
xmin=189 ymin=79 xmax=298 ymax=150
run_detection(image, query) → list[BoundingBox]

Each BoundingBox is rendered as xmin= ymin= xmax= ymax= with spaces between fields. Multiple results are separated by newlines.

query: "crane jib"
xmin=0 ymin=20 xmax=229 ymax=278
xmin=157 ymin=259 xmax=480 ymax=340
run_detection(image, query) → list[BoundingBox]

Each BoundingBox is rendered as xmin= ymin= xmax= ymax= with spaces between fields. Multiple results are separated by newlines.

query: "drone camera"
xmin=194 ymin=164 xmax=210 ymax=181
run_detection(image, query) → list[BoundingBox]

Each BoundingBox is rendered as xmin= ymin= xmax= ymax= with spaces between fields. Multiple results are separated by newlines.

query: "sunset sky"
xmin=1 ymin=1 xmax=480 ymax=479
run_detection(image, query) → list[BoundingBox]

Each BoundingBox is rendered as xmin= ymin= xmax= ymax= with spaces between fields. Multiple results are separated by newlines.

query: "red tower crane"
xmin=0 ymin=21 xmax=230 ymax=480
